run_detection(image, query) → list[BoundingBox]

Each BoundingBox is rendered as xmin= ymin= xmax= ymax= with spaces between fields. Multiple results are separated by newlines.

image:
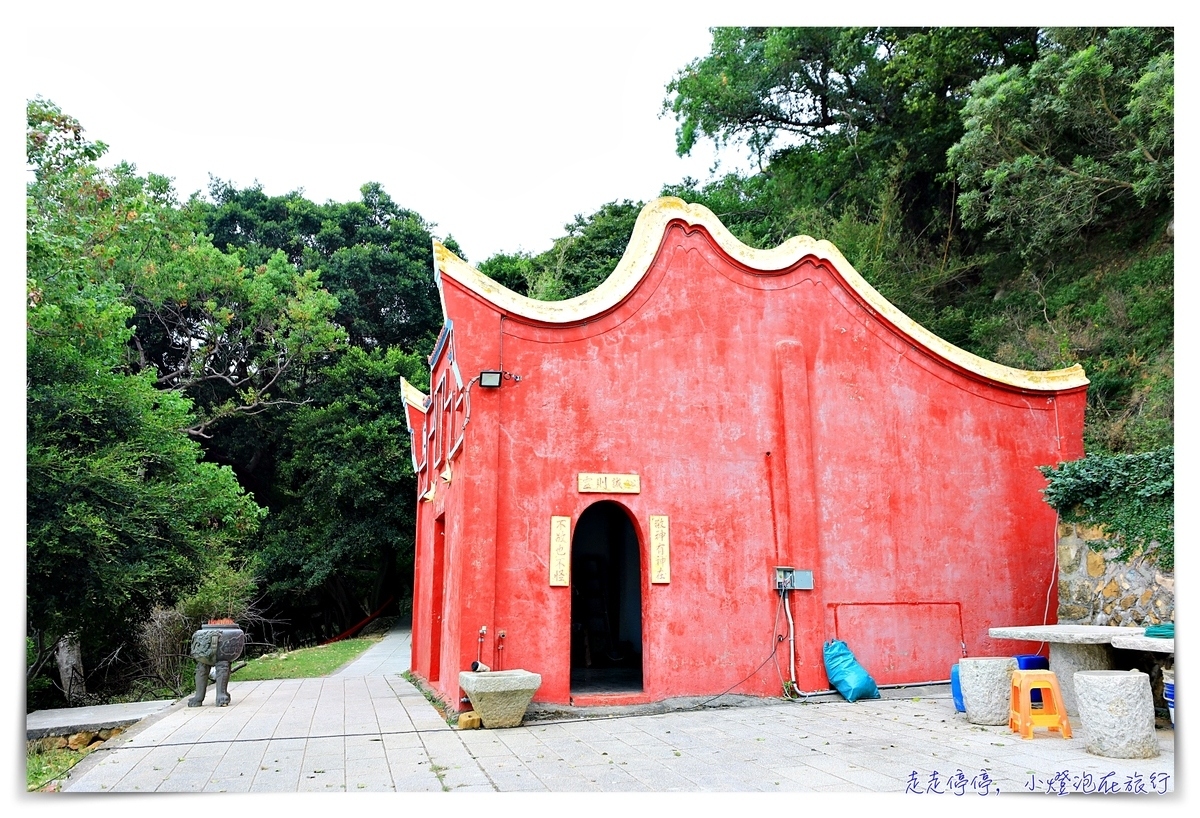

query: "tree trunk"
xmin=55 ymin=633 xmax=86 ymax=703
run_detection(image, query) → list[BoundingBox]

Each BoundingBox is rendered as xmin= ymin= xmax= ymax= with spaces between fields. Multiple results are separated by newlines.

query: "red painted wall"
xmin=403 ymin=201 xmax=1087 ymax=709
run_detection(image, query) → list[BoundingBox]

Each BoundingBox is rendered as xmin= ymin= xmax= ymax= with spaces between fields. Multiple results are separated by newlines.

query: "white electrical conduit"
xmin=783 ymin=588 xmax=797 ymax=686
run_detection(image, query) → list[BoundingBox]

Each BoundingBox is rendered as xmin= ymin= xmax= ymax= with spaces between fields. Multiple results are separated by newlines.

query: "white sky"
xmin=8 ymin=2 xmax=1180 ymax=261
xmin=11 ymin=3 xmax=766 ymax=263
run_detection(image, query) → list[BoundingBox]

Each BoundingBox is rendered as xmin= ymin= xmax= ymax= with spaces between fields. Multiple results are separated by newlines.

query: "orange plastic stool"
xmin=1009 ymin=669 xmax=1072 ymax=739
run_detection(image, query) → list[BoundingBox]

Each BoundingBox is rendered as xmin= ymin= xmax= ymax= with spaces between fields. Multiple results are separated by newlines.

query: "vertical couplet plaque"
xmin=650 ymin=515 xmax=670 ymax=584
xmin=549 ymin=516 xmax=571 ymax=586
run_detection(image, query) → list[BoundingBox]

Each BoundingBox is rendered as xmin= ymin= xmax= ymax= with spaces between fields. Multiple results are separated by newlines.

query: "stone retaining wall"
xmin=1056 ymin=522 xmax=1174 ymax=716
xmin=1056 ymin=523 xmax=1174 ymax=626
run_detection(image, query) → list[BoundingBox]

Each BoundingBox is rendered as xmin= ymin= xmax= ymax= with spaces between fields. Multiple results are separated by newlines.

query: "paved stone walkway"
xmin=59 ymin=625 xmax=1175 ymax=795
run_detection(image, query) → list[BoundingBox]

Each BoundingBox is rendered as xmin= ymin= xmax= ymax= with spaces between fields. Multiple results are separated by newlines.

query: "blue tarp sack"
xmin=823 ymin=640 xmax=880 ymax=702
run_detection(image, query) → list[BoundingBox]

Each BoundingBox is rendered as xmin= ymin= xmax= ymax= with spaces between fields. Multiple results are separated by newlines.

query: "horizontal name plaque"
xmin=577 ymin=473 xmax=641 ymax=494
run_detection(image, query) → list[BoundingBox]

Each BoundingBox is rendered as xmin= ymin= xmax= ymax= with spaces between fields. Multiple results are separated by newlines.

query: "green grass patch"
xmin=27 ymin=744 xmax=93 ymax=791
xmin=234 ymin=635 xmax=384 ymax=681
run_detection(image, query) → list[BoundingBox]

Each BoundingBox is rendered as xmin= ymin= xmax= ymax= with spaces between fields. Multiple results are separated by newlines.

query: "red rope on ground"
xmin=321 ymin=595 xmax=396 ymax=645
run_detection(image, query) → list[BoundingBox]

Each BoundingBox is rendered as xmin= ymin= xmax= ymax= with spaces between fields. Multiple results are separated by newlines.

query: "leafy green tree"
xmin=27 ymin=116 xmax=346 ymax=443
xmin=317 ymin=188 xmax=446 ymax=353
xmin=476 ymin=251 xmax=535 ymax=297
xmin=660 ymin=172 xmax=800 ymax=249
xmin=199 ymin=181 xmax=451 ymax=356
xmin=539 ymin=201 xmax=643 ymax=299
xmin=474 ymin=200 xmax=643 ymax=301
xmin=948 ymin=27 xmax=1173 ymax=258
xmin=666 ymin=28 xmax=880 ymax=160
xmin=203 ymin=179 xmax=328 ymax=268
xmin=665 ymin=27 xmax=1041 ymax=233
xmin=26 ymin=99 xmax=264 ymax=701
xmin=122 ymin=234 xmax=343 ymax=437
xmin=254 ymin=347 xmax=428 ymax=634
xmin=26 ymin=364 xmax=262 ymax=669
xmin=193 ymin=181 xmax=455 ymax=639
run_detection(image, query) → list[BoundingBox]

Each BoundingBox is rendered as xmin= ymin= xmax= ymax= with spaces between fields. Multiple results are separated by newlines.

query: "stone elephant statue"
xmin=187 ymin=622 xmax=246 ymax=707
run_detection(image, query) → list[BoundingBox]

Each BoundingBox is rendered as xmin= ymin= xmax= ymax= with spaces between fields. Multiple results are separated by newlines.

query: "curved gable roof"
xmin=432 ymin=197 xmax=1088 ymax=392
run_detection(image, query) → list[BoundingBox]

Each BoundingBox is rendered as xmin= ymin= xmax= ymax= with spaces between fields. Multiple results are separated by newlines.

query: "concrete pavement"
xmin=329 ymin=626 xmax=412 ymax=678
xmin=55 ymin=625 xmax=1175 ymax=794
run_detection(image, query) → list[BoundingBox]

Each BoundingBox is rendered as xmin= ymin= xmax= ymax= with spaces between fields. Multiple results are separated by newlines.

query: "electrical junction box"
xmin=775 ymin=566 xmax=814 ymax=590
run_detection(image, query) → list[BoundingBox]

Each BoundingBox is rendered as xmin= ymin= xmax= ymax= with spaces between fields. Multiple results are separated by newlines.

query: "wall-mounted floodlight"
xmin=479 ymin=370 xmax=502 ymax=388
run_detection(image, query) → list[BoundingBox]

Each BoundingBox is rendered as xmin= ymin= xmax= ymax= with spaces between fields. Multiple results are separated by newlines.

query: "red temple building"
xmin=401 ymin=197 xmax=1088 ymax=709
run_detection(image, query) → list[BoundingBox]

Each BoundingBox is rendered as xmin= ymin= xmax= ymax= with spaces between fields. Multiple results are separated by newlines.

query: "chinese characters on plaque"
xmin=577 ymin=473 xmax=641 ymax=494
xmin=650 ymin=515 xmax=670 ymax=583
xmin=549 ymin=516 xmax=571 ymax=586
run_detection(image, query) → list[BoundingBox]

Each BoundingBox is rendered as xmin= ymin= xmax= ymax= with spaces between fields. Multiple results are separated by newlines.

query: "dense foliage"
xmin=26 ymin=100 xmax=266 ymax=705
xmin=203 ymin=179 xmax=449 ymax=353
xmin=253 ymin=346 xmax=428 ymax=633
xmin=26 ymin=100 xmax=447 ymax=707
xmin=1040 ymin=447 xmax=1174 ymax=571
xmin=664 ymin=27 xmax=1043 ymax=237
xmin=478 ymin=201 xmax=642 ymax=299
xmin=949 ymin=28 xmax=1174 ymax=258
xmin=190 ymin=181 xmax=447 ymax=639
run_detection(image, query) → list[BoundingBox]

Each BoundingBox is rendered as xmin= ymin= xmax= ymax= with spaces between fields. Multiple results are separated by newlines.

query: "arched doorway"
xmin=570 ymin=501 xmax=643 ymax=693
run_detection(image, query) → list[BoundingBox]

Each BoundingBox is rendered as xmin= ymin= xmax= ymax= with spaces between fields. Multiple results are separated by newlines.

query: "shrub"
xmin=1039 ymin=446 xmax=1173 ymax=571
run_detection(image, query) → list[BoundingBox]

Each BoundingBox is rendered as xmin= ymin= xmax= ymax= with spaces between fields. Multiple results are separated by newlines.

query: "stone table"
xmin=1110 ymin=631 xmax=1174 ymax=654
xmin=988 ymin=625 xmax=1142 ymax=715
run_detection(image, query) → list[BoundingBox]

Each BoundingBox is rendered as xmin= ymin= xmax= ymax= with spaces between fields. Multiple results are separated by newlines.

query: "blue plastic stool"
xmin=1014 ymin=654 xmax=1049 ymax=703
xmin=951 ymin=664 xmax=965 ymax=712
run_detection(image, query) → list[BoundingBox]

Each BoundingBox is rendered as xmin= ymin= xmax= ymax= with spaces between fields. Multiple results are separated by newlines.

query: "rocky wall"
xmin=1056 ymin=523 xmax=1174 ymax=626
xmin=1056 ymin=522 xmax=1174 ymax=718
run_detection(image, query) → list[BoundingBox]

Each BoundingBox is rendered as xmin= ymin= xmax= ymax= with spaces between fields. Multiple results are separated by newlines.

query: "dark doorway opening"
xmin=570 ymin=501 xmax=643 ymax=694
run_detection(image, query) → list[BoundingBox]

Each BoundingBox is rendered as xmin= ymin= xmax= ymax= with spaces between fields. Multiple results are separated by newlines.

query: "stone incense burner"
xmin=188 ymin=619 xmax=246 ymax=707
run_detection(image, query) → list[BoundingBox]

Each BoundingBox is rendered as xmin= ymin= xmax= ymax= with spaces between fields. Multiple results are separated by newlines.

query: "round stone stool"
xmin=1074 ymin=670 xmax=1159 ymax=758
xmin=960 ymin=657 xmax=1017 ymax=725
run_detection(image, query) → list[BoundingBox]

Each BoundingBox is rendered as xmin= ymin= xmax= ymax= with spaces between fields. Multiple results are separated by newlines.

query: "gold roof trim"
xmin=400 ymin=377 xmax=429 ymax=413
